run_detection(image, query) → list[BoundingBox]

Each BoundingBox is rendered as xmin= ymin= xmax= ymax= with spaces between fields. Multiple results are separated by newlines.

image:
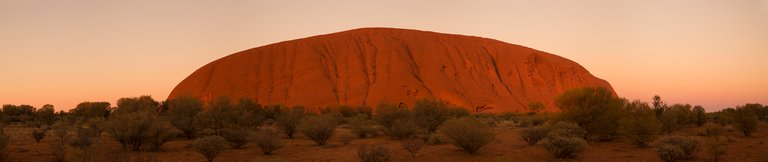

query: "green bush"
xmin=375 ymin=103 xmax=414 ymax=138
xmin=412 ymin=99 xmax=451 ymax=133
xmin=199 ymin=97 xmax=262 ymax=136
xmin=221 ymin=127 xmax=250 ymax=149
xmin=69 ymin=102 xmax=111 ymax=121
xmin=547 ymin=122 xmax=587 ymax=138
xmin=439 ymin=118 xmax=496 ymax=154
xmin=542 ymin=135 xmax=588 ymax=158
xmin=555 ymin=87 xmax=624 ymax=140
xmin=253 ymin=128 xmax=283 ymax=155
xmin=347 ymin=116 xmax=379 ymax=138
xmin=166 ymin=95 xmax=203 ymax=139
xmin=520 ymin=126 xmax=550 ymax=145
xmin=298 ymin=116 xmax=337 ymax=146
xmin=358 ymin=144 xmax=391 ymax=162
xmin=692 ymin=106 xmax=706 ymax=127
xmin=619 ymin=101 xmax=661 ymax=147
xmin=275 ymin=106 xmax=305 ymax=138
xmin=654 ymin=136 xmax=701 ymax=162
xmin=69 ymin=126 xmax=98 ymax=149
xmin=104 ymin=111 xmax=179 ymax=151
xmin=542 ymin=122 xmax=588 ymax=158
xmin=193 ymin=136 xmax=228 ymax=162
xmin=732 ymin=105 xmax=758 ymax=136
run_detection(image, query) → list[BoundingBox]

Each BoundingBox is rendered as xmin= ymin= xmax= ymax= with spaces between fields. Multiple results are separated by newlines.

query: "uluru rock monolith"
xmin=168 ymin=28 xmax=615 ymax=113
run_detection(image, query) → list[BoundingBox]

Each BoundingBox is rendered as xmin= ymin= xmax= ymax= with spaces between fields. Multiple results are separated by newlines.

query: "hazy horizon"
xmin=1 ymin=0 xmax=766 ymax=111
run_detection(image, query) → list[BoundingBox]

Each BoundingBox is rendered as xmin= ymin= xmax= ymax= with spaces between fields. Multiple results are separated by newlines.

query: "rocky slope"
xmin=168 ymin=28 xmax=615 ymax=112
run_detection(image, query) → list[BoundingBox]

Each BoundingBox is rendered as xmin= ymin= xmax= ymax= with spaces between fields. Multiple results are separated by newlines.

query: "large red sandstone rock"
xmin=168 ymin=28 xmax=615 ymax=113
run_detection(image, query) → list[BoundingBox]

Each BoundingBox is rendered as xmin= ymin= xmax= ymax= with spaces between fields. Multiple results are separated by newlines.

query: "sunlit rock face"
xmin=168 ymin=28 xmax=615 ymax=113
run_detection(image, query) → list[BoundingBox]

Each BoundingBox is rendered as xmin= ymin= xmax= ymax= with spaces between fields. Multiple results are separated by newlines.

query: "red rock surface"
xmin=168 ymin=28 xmax=614 ymax=113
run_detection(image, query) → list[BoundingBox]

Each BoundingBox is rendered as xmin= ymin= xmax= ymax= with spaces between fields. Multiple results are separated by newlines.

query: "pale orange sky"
xmin=1 ymin=0 xmax=766 ymax=112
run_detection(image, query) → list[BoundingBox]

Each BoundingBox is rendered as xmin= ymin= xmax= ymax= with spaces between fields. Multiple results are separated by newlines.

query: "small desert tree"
xmin=692 ymin=105 xmax=706 ymax=127
xmin=166 ymin=95 xmax=203 ymax=139
xmin=298 ymin=116 xmax=337 ymax=146
xmin=619 ymin=100 xmax=661 ymax=147
xmin=193 ymin=136 xmax=228 ymax=162
xmin=732 ymin=105 xmax=758 ymax=136
xmin=652 ymin=95 xmax=666 ymax=119
xmin=439 ymin=118 xmax=496 ymax=154
xmin=555 ymin=87 xmax=624 ymax=140
xmin=412 ymin=99 xmax=450 ymax=133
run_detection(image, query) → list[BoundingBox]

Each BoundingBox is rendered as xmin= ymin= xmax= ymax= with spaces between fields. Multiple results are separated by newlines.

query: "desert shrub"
xmin=439 ymin=118 xmax=496 ymax=154
xmin=113 ymin=96 xmax=160 ymax=115
xmin=555 ymin=87 xmax=624 ymax=140
xmin=654 ymin=136 xmax=701 ymax=162
xmin=275 ymin=106 xmax=305 ymax=138
xmin=146 ymin=121 xmax=179 ymax=151
xmin=32 ymin=128 xmax=46 ymax=142
xmin=358 ymin=144 xmax=391 ymax=162
xmin=692 ymin=106 xmax=706 ymax=127
xmin=51 ymin=122 xmax=70 ymax=143
xmin=337 ymin=132 xmax=356 ymax=145
xmin=347 ymin=116 xmax=379 ymax=138
xmin=520 ymin=126 xmax=550 ymax=145
xmin=375 ymin=103 xmax=415 ymax=138
xmin=619 ymin=101 xmax=661 ymax=147
xmin=253 ymin=128 xmax=283 ymax=155
xmin=221 ymin=127 xmax=250 ymax=149
xmin=84 ymin=117 xmax=105 ymax=136
xmin=412 ymin=99 xmax=450 ymax=133
xmin=542 ymin=135 xmax=588 ymax=158
xmin=69 ymin=102 xmax=111 ymax=121
xmin=69 ymin=126 xmax=98 ymax=149
xmin=542 ymin=122 xmax=588 ymax=158
xmin=104 ymin=111 xmax=179 ymax=151
xmin=298 ymin=116 xmax=337 ymax=146
xmin=166 ymin=95 xmax=203 ymax=139
xmin=193 ymin=136 xmax=228 ymax=162
xmin=199 ymin=97 xmax=262 ymax=136
xmin=666 ymin=104 xmax=694 ymax=127
xmin=400 ymin=137 xmax=424 ymax=159
xmin=732 ymin=106 xmax=758 ymax=136
xmin=707 ymin=140 xmax=726 ymax=162
xmin=261 ymin=104 xmax=287 ymax=121
xmin=659 ymin=108 xmax=681 ymax=134
xmin=51 ymin=139 xmax=66 ymax=162
xmin=547 ymin=122 xmax=587 ymax=138
xmin=35 ymin=104 xmax=56 ymax=126
xmin=518 ymin=115 xmax=546 ymax=127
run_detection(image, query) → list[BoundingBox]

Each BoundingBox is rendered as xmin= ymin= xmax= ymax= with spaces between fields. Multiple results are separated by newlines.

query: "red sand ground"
xmin=5 ymin=122 xmax=767 ymax=162
xmin=168 ymin=28 xmax=614 ymax=113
